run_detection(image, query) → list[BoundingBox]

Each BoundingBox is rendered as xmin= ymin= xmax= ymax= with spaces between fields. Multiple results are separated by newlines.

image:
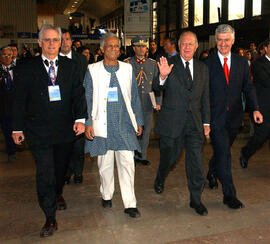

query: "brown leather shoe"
xmin=40 ymin=220 xmax=57 ymax=238
xmin=56 ymin=195 xmax=67 ymax=210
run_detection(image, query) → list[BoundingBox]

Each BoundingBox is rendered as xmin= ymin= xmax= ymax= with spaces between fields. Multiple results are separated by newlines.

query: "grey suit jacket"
xmin=153 ymin=54 xmax=210 ymax=139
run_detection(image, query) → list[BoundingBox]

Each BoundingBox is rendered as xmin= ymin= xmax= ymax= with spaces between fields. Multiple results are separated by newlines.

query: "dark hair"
xmin=264 ymin=38 xmax=270 ymax=47
xmin=8 ymin=43 xmax=18 ymax=48
xmin=164 ymin=37 xmax=177 ymax=46
xmin=61 ymin=28 xmax=70 ymax=35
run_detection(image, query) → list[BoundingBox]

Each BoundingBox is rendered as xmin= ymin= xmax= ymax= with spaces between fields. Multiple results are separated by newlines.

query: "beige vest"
xmin=88 ymin=61 xmax=138 ymax=138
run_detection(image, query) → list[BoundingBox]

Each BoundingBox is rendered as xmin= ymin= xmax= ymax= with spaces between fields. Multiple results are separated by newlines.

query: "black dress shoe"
xmin=223 ymin=197 xmax=244 ymax=209
xmin=207 ymin=173 xmax=218 ymax=189
xmin=40 ymin=220 xmax=57 ymax=238
xmin=56 ymin=195 xmax=67 ymax=210
xmin=240 ymin=152 xmax=248 ymax=169
xmin=74 ymin=174 xmax=83 ymax=184
xmin=124 ymin=208 xmax=141 ymax=218
xmin=154 ymin=181 xmax=164 ymax=194
xmin=134 ymin=158 xmax=150 ymax=166
xmin=102 ymin=199 xmax=112 ymax=208
xmin=190 ymin=202 xmax=208 ymax=216
xmin=64 ymin=176 xmax=71 ymax=185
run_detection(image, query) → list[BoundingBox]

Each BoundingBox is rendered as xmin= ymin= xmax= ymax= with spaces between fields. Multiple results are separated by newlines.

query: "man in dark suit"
xmin=240 ymin=38 xmax=270 ymax=167
xmin=12 ymin=24 xmax=87 ymax=238
xmin=153 ymin=31 xmax=210 ymax=216
xmin=0 ymin=46 xmax=18 ymax=161
xmin=205 ymin=24 xmax=263 ymax=209
xmin=60 ymin=29 xmax=88 ymax=184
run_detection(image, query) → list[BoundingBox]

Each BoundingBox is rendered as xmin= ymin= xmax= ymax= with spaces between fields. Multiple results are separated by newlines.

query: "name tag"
xmin=48 ymin=85 xmax=61 ymax=102
xmin=107 ymin=87 xmax=118 ymax=102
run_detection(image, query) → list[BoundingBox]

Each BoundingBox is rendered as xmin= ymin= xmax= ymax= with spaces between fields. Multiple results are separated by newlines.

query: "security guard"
xmin=125 ymin=35 xmax=161 ymax=165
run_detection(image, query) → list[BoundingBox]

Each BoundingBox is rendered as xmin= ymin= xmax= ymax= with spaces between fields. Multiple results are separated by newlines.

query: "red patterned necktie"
xmin=223 ymin=57 xmax=229 ymax=85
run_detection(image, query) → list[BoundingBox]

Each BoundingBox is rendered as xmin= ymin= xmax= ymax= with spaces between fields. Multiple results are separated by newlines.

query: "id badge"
xmin=107 ymin=87 xmax=118 ymax=102
xmin=48 ymin=85 xmax=61 ymax=102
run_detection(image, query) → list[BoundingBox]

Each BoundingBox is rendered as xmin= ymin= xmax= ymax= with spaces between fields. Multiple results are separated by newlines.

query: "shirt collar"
xmin=42 ymin=54 xmax=58 ymax=66
xmin=265 ymin=54 xmax=270 ymax=62
xmin=168 ymin=51 xmax=177 ymax=57
xmin=60 ymin=51 xmax=72 ymax=59
xmin=180 ymin=56 xmax=193 ymax=67
xmin=218 ymin=51 xmax=231 ymax=61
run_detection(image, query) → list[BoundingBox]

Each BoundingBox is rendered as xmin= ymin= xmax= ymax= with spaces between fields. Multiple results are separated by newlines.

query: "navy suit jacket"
xmin=205 ymin=53 xmax=259 ymax=130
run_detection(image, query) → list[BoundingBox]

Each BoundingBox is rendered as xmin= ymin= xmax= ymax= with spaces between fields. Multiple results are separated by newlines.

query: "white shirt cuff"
xmin=203 ymin=123 xmax=210 ymax=126
xmin=13 ymin=131 xmax=23 ymax=133
xmin=159 ymin=76 xmax=167 ymax=85
xmin=75 ymin=118 xmax=85 ymax=124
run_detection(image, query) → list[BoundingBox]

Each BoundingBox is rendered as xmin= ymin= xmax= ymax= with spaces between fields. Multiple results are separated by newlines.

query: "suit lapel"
xmin=214 ymin=54 xmax=228 ymax=87
xmin=55 ymin=56 xmax=65 ymax=86
xmin=229 ymin=54 xmax=237 ymax=86
xmin=36 ymin=56 xmax=51 ymax=91
xmin=171 ymin=55 xmax=190 ymax=89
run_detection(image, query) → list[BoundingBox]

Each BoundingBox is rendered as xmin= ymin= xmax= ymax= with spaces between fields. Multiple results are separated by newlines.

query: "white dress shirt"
xmin=217 ymin=51 xmax=231 ymax=70
xmin=60 ymin=51 xmax=72 ymax=59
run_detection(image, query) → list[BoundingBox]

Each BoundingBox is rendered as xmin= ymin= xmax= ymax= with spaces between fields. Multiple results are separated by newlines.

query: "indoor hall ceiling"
xmin=45 ymin=0 xmax=119 ymax=18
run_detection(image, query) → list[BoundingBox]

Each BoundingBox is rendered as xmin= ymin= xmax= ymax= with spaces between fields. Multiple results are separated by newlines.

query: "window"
xmin=182 ymin=0 xmax=189 ymax=28
xmin=253 ymin=0 xmax=261 ymax=16
xmin=194 ymin=0 xmax=203 ymax=26
xmin=152 ymin=1 xmax=157 ymax=39
xmin=209 ymin=0 xmax=221 ymax=23
xmin=228 ymin=0 xmax=244 ymax=20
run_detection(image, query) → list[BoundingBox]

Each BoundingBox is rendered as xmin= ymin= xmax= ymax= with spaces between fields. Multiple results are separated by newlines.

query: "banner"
xmin=124 ymin=0 xmax=151 ymax=42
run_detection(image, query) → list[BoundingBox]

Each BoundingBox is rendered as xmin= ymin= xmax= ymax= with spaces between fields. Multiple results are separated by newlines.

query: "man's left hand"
xmin=136 ymin=126 xmax=143 ymax=136
xmin=204 ymin=125 xmax=210 ymax=137
xmin=253 ymin=110 xmax=263 ymax=124
xmin=155 ymin=105 xmax=161 ymax=111
xmin=73 ymin=122 xmax=85 ymax=136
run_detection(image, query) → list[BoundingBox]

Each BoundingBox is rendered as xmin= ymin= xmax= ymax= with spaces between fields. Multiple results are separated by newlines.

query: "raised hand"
xmin=157 ymin=56 xmax=174 ymax=80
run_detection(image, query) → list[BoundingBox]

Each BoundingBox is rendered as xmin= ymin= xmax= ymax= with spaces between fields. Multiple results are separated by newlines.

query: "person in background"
xmin=118 ymin=46 xmax=128 ymax=61
xmin=163 ymin=37 xmax=177 ymax=58
xmin=81 ymin=46 xmax=95 ymax=64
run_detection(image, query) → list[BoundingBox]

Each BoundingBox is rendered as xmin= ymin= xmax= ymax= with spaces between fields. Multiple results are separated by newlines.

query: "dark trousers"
xmin=0 ymin=115 xmax=16 ymax=154
xmin=242 ymin=120 xmax=270 ymax=160
xmin=155 ymin=115 xmax=205 ymax=205
xmin=208 ymin=127 xmax=238 ymax=198
xmin=66 ymin=135 xmax=85 ymax=177
xmin=31 ymin=142 xmax=72 ymax=221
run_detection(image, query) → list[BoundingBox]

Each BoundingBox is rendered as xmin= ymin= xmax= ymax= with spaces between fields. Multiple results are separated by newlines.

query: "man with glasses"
xmin=0 ymin=46 xmax=17 ymax=161
xmin=12 ymin=24 xmax=87 ymax=238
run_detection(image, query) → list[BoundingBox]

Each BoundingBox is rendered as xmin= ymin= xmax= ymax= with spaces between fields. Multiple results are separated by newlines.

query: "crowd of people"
xmin=0 ymin=23 xmax=270 ymax=238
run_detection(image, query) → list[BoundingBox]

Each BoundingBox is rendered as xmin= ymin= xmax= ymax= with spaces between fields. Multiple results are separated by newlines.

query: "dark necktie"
xmin=185 ymin=61 xmax=192 ymax=81
xmin=6 ymin=68 xmax=12 ymax=89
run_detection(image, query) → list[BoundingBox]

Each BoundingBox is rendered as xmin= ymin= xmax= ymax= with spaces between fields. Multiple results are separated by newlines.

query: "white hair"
xmin=100 ymin=33 xmax=120 ymax=48
xmin=38 ymin=24 xmax=62 ymax=42
xmin=215 ymin=24 xmax=235 ymax=40
xmin=178 ymin=31 xmax=198 ymax=46
xmin=0 ymin=46 xmax=13 ymax=55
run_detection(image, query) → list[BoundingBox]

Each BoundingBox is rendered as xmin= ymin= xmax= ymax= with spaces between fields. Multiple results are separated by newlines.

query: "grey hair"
xmin=215 ymin=24 xmax=235 ymax=40
xmin=38 ymin=24 xmax=62 ymax=42
xmin=0 ymin=46 xmax=13 ymax=55
xmin=178 ymin=31 xmax=198 ymax=45
xmin=100 ymin=33 xmax=120 ymax=48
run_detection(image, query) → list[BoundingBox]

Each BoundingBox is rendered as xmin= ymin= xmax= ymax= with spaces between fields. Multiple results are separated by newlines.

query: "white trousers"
xmin=97 ymin=150 xmax=136 ymax=208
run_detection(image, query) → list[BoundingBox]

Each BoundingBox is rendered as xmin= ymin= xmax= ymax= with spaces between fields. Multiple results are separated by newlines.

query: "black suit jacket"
xmin=205 ymin=53 xmax=259 ymax=130
xmin=12 ymin=55 xmax=87 ymax=149
xmin=153 ymin=55 xmax=210 ymax=139
xmin=252 ymin=56 xmax=270 ymax=119
xmin=71 ymin=50 xmax=88 ymax=82
xmin=0 ymin=63 xmax=20 ymax=117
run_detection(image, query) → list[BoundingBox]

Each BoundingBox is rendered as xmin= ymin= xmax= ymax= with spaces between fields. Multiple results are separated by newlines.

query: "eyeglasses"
xmin=42 ymin=38 xmax=60 ymax=43
xmin=1 ymin=54 xmax=12 ymax=58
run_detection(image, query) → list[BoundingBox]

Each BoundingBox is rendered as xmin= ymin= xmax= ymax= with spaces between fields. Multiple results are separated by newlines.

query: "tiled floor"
xmin=1 ymin=131 xmax=270 ymax=243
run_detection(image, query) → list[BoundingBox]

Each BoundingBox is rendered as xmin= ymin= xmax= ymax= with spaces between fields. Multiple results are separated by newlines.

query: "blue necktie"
xmin=48 ymin=61 xmax=56 ymax=85
xmin=6 ymin=68 xmax=12 ymax=89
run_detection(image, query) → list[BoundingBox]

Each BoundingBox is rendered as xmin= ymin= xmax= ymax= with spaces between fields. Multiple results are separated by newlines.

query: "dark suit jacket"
xmin=72 ymin=50 xmax=88 ymax=82
xmin=12 ymin=55 xmax=87 ymax=149
xmin=153 ymin=54 xmax=210 ymax=139
xmin=252 ymin=56 xmax=270 ymax=119
xmin=205 ymin=53 xmax=259 ymax=130
xmin=0 ymin=64 xmax=20 ymax=117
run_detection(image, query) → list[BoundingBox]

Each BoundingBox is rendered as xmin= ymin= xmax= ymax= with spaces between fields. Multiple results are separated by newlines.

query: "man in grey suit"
xmin=125 ymin=36 xmax=161 ymax=166
xmin=153 ymin=31 xmax=210 ymax=216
